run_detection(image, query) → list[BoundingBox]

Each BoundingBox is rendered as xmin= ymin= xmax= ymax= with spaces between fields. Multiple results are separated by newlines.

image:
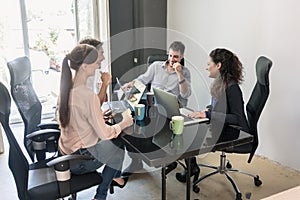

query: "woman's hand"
xmin=188 ymin=110 xmax=206 ymax=118
xmin=102 ymin=108 xmax=115 ymax=121
xmin=121 ymin=109 xmax=134 ymax=128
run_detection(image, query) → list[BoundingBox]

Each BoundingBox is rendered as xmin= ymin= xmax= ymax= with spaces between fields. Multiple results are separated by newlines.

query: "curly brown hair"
xmin=209 ymin=48 xmax=244 ymax=98
xmin=210 ymin=48 xmax=243 ymax=85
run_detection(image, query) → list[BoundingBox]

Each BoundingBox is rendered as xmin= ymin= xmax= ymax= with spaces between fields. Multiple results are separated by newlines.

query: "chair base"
xmin=193 ymin=152 xmax=262 ymax=200
xmin=67 ymin=193 xmax=77 ymax=200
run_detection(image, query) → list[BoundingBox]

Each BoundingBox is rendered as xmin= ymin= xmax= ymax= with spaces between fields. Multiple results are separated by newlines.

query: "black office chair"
xmin=0 ymin=82 xmax=103 ymax=200
xmin=147 ymin=54 xmax=168 ymax=65
xmin=192 ymin=56 xmax=273 ymax=200
xmin=147 ymin=54 xmax=185 ymax=66
xmin=7 ymin=56 xmax=60 ymax=162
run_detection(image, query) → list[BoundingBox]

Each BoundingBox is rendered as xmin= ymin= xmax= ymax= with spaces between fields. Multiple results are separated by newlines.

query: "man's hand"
xmin=101 ymin=72 xmax=112 ymax=86
xmin=173 ymin=62 xmax=185 ymax=87
xmin=173 ymin=62 xmax=183 ymax=74
xmin=122 ymin=81 xmax=135 ymax=91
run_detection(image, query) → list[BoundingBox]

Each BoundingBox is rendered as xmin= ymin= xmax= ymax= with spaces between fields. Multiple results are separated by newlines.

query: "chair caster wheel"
xmin=193 ymin=185 xmax=200 ymax=193
xmin=236 ymin=192 xmax=242 ymax=200
xmin=254 ymin=176 xmax=262 ymax=186
xmin=226 ymin=161 xmax=232 ymax=169
xmin=68 ymin=193 xmax=77 ymax=200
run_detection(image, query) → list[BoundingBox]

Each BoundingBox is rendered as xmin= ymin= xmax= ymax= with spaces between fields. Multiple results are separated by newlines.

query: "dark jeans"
xmin=71 ymin=138 xmax=125 ymax=200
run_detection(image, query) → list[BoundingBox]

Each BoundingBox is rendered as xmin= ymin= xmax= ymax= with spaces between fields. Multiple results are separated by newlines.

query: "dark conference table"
xmin=119 ymin=112 xmax=253 ymax=200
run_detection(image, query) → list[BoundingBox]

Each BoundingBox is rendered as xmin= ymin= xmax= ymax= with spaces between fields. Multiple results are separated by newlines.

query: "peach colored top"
xmin=59 ymin=85 xmax=121 ymax=155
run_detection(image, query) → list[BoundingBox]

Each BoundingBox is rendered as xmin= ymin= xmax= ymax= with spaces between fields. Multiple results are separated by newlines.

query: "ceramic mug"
xmin=169 ymin=116 xmax=184 ymax=135
xmin=134 ymin=104 xmax=145 ymax=121
xmin=146 ymin=92 xmax=155 ymax=106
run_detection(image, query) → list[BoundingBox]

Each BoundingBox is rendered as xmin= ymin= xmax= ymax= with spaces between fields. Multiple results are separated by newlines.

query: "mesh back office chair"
xmin=7 ymin=56 xmax=60 ymax=162
xmin=193 ymin=56 xmax=273 ymax=200
xmin=0 ymin=82 xmax=103 ymax=200
xmin=147 ymin=54 xmax=185 ymax=66
xmin=146 ymin=55 xmax=168 ymax=92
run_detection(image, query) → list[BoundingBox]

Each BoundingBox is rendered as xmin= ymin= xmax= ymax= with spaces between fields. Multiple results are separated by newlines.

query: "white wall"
xmin=167 ymin=0 xmax=300 ymax=171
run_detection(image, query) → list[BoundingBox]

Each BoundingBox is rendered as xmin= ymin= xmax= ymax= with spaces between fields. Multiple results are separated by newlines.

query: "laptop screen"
xmin=126 ymin=80 xmax=146 ymax=108
xmin=116 ymin=78 xmax=145 ymax=99
xmin=153 ymin=87 xmax=181 ymax=119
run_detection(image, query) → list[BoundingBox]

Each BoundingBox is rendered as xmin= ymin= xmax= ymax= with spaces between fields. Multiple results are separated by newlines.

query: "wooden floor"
xmin=1 ymin=123 xmax=300 ymax=200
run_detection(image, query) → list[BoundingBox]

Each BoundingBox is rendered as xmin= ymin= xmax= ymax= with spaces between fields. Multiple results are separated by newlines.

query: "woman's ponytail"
xmin=58 ymin=56 xmax=72 ymax=128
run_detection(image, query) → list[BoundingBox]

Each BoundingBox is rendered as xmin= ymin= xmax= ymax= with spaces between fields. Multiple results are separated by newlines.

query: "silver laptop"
xmin=105 ymin=79 xmax=146 ymax=113
xmin=153 ymin=87 xmax=209 ymax=125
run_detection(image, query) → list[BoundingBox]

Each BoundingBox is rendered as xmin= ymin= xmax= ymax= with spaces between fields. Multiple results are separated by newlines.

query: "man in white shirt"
xmin=123 ymin=41 xmax=191 ymax=107
xmin=122 ymin=41 xmax=191 ymax=175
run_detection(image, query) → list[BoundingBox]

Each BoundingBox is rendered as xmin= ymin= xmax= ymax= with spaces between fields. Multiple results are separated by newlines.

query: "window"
xmin=0 ymin=0 xmax=103 ymax=122
xmin=0 ymin=0 xmax=23 ymax=86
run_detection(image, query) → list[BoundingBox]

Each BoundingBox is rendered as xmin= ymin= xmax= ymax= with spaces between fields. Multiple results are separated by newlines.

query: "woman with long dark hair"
xmin=58 ymin=43 xmax=133 ymax=200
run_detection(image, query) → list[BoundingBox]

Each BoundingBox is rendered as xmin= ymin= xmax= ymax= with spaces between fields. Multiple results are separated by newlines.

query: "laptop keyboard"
xmin=182 ymin=114 xmax=193 ymax=122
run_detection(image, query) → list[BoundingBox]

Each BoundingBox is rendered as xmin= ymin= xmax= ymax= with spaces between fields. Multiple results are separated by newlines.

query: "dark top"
xmin=207 ymin=82 xmax=249 ymax=143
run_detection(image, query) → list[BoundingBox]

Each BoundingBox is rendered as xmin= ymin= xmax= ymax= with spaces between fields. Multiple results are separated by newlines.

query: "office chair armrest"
xmin=46 ymin=154 xmax=95 ymax=191
xmin=37 ymin=121 xmax=60 ymax=130
xmin=47 ymin=154 xmax=95 ymax=168
xmin=228 ymin=124 xmax=243 ymax=130
xmin=26 ymin=129 xmax=60 ymax=142
xmin=46 ymin=154 xmax=102 ymax=198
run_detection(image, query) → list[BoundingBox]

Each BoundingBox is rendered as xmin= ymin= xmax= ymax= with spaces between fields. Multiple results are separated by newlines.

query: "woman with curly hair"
xmin=176 ymin=48 xmax=249 ymax=183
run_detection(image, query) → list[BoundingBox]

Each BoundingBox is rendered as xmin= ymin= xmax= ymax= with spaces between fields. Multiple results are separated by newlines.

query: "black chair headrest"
xmin=7 ymin=56 xmax=31 ymax=86
xmin=0 ymin=82 xmax=11 ymax=117
xmin=147 ymin=54 xmax=185 ymax=66
xmin=256 ymin=56 xmax=272 ymax=86
xmin=147 ymin=55 xmax=168 ymax=65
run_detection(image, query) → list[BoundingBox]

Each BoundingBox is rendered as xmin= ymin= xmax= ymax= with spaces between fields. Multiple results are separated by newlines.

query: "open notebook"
xmin=153 ymin=87 xmax=209 ymax=125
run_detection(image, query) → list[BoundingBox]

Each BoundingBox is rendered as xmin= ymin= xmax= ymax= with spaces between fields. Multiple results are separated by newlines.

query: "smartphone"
xmin=104 ymin=110 xmax=113 ymax=117
xmin=104 ymin=108 xmax=120 ymax=117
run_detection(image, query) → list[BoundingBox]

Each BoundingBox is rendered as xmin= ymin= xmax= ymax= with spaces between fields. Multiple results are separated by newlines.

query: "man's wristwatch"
xmin=179 ymin=79 xmax=185 ymax=84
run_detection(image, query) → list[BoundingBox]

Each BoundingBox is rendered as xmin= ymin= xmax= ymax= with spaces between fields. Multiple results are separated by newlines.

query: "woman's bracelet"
xmin=205 ymin=110 xmax=209 ymax=118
